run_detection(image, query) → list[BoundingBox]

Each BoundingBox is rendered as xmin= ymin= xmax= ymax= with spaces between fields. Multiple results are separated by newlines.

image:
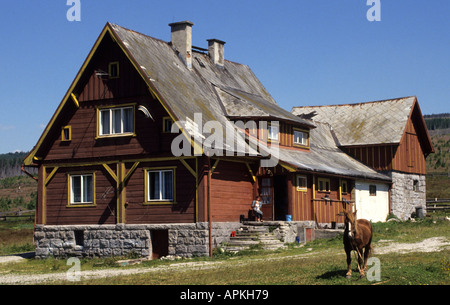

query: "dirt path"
xmin=0 ymin=237 xmax=448 ymax=284
xmin=374 ymin=237 xmax=450 ymax=254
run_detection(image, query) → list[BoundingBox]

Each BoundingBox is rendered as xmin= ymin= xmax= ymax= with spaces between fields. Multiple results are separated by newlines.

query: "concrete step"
xmin=222 ymin=224 xmax=286 ymax=253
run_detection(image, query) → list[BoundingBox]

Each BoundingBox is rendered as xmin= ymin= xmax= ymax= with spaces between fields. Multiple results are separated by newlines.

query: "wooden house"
xmin=25 ymin=22 xmax=393 ymax=259
xmin=292 ymin=97 xmax=434 ymax=220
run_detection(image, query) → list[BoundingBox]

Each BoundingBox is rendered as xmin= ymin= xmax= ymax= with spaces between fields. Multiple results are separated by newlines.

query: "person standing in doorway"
xmin=252 ymin=196 xmax=263 ymax=222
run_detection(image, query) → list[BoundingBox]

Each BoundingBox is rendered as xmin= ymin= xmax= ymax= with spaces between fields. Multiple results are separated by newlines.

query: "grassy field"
xmin=0 ymin=214 xmax=448 ymax=285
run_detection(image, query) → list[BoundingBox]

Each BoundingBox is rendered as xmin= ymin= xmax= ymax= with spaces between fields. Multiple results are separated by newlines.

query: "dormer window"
xmin=293 ymin=128 xmax=309 ymax=148
xmin=268 ymin=124 xmax=279 ymax=142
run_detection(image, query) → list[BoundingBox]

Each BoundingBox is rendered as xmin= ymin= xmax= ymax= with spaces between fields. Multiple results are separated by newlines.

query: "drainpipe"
xmin=207 ymin=153 xmax=213 ymax=257
xmin=21 ymin=164 xmax=38 ymax=181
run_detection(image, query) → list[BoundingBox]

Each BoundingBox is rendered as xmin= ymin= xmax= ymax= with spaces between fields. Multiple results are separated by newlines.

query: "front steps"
xmin=221 ymin=223 xmax=287 ymax=253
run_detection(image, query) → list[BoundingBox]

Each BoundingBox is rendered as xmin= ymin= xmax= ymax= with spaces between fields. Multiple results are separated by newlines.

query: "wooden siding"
xmin=43 ymin=94 xmax=176 ymax=161
xmin=288 ymin=174 xmax=353 ymax=223
xmin=344 ymin=118 xmax=426 ymax=175
xmin=290 ymin=174 xmax=312 ymax=221
xmin=345 ymin=145 xmax=395 ymax=172
xmin=42 ymin=31 xmax=177 ymax=162
xmin=125 ymin=160 xmax=196 ymax=224
xmin=311 ymin=176 xmax=352 ymax=224
xmin=343 ymin=103 xmax=428 ymax=175
xmin=40 ymin=159 xmax=197 ymax=225
xmin=210 ymin=160 xmax=254 ymax=222
xmin=392 ymin=118 xmax=427 ymax=174
xmin=76 ymin=33 xmax=148 ymax=101
xmin=44 ymin=166 xmax=116 ymax=225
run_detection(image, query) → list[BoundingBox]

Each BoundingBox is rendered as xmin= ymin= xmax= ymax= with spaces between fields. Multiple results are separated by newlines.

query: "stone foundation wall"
xmin=386 ymin=171 xmax=426 ymax=220
xmin=34 ymin=223 xmax=213 ymax=259
xmin=34 ymin=221 xmax=310 ymax=259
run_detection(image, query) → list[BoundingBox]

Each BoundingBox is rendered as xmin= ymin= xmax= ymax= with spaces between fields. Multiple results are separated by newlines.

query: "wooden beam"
xmin=102 ymin=164 xmax=118 ymax=182
xmin=123 ymin=162 xmax=140 ymax=184
xmin=44 ymin=167 xmax=59 ymax=186
xmin=71 ymin=93 xmax=80 ymax=108
xmin=210 ymin=159 xmax=220 ymax=174
xmin=180 ymin=159 xmax=197 ymax=178
xmin=245 ymin=163 xmax=256 ymax=182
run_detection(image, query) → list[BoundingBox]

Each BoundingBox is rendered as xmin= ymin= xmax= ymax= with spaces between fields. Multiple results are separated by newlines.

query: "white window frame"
xmin=294 ymin=129 xmax=309 ymax=147
xmin=98 ymin=106 xmax=134 ymax=137
xmin=268 ymin=124 xmax=279 ymax=142
xmin=69 ymin=174 xmax=94 ymax=205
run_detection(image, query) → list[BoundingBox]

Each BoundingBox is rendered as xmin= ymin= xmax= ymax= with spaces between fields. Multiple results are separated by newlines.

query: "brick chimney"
xmin=169 ymin=21 xmax=194 ymax=69
xmin=207 ymin=39 xmax=226 ymax=67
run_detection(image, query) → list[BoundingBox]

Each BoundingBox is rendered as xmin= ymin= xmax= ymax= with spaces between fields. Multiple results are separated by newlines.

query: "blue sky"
xmin=0 ymin=0 xmax=449 ymax=154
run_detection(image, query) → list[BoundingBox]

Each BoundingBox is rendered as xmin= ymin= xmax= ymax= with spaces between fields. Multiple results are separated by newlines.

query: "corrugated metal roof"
xmin=291 ymin=97 xmax=416 ymax=146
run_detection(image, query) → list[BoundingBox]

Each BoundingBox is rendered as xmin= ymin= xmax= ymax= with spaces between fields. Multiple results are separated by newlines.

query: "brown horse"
xmin=342 ymin=210 xmax=373 ymax=278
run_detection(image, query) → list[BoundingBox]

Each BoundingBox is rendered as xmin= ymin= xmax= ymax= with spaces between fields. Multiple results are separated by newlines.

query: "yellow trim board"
xmin=24 ymin=24 xmax=113 ymax=166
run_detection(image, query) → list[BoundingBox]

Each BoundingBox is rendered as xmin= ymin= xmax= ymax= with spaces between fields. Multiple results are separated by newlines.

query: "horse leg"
xmin=363 ymin=243 xmax=371 ymax=272
xmin=345 ymin=249 xmax=352 ymax=278
xmin=357 ymin=247 xmax=365 ymax=278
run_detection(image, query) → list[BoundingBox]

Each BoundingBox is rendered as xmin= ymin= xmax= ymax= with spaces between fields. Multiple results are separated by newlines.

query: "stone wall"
xmin=387 ymin=171 xmax=426 ymax=220
xmin=34 ymin=223 xmax=214 ymax=259
xmin=33 ymin=221 xmax=315 ymax=259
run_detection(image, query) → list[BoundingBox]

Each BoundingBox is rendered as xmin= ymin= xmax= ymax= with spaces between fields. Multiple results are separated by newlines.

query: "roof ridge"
xmin=108 ymin=22 xmax=171 ymax=46
xmin=292 ymin=96 xmax=416 ymax=110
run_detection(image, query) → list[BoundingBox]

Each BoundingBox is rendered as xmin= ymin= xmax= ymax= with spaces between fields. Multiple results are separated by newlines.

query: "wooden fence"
xmin=426 ymin=198 xmax=450 ymax=212
xmin=0 ymin=209 xmax=35 ymax=221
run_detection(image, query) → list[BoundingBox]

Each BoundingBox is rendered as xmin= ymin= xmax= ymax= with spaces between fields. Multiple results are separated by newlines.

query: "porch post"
xmin=287 ymin=173 xmax=294 ymax=220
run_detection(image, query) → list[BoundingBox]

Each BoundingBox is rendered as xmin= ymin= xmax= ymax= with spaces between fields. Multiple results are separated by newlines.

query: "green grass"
xmin=0 ymin=216 xmax=449 ymax=285
xmin=0 ymin=220 xmax=34 ymax=255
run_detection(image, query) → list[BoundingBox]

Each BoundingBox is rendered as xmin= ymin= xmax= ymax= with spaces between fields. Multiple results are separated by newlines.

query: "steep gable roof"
xmin=108 ymin=23 xmax=314 ymax=127
xmin=25 ymin=22 xmax=313 ymax=165
xmin=292 ymin=96 xmax=434 ymax=155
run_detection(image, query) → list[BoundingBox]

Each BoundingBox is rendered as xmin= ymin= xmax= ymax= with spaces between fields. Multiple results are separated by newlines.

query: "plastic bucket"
xmin=286 ymin=214 xmax=292 ymax=221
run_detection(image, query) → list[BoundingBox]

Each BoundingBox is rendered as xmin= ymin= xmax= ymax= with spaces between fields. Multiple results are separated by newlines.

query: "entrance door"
xmin=259 ymin=177 xmax=273 ymax=220
xmin=274 ymin=176 xmax=288 ymax=220
xmin=151 ymin=230 xmax=169 ymax=259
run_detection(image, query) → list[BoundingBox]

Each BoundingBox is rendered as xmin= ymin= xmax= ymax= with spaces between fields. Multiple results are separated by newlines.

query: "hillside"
xmin=0 ymin=152 xmax=37 ymax=212
xmin=424 ymin=115 xmax=450 ymax=174
xmin=0 ymin=152 xmax=29 ymax=178
xmin=424 ymin=115 xmax=450 ymax=199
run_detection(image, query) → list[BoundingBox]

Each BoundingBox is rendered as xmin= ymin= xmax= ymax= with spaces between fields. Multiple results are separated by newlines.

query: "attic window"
xmin=98 ymin=105 xmax=134 ymax=137
xmin=293 ymin=128 xmax=309 ymax=148
xmin=108 ymin=62 xmax=119 ymax=79
xmin=61 ymin=126 xmax=71 ymax=142
xmin=163 ymin=117 xmax=173 ymax=133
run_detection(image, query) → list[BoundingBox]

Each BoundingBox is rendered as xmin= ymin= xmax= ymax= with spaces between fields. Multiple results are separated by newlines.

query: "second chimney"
xmin=207 ymin=39 xmax=226 ymax=67
xmin=169 ymin=21 xmax=194 ymax=69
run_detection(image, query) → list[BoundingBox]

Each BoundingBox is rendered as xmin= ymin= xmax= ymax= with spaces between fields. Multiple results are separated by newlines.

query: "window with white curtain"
xmin=146 ymin=169 xmax=174 ymax=202
xmin=70 ymin=174 xmax=94 ymax=204
xmin=99 ymin=106 xmax=134 ymax=136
